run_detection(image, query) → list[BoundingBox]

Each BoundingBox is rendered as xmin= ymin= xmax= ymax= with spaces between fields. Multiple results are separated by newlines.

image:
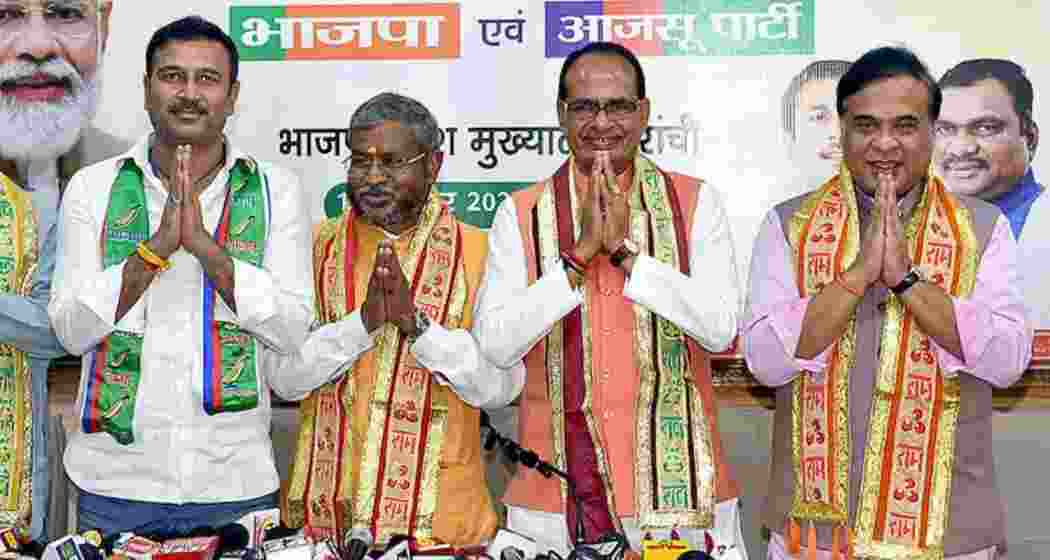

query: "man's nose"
xmin=871 ymin=128 xmax=902 ymax=153
xmin=591 ymin=106 xmax=613 ymax=128
xmin=942 ymin=132 xmax=980 ymax=159
xmin=829 ymin=115 xmax=842 ymax=141
xmin=12 ymin=15 xmax=62 ymax=63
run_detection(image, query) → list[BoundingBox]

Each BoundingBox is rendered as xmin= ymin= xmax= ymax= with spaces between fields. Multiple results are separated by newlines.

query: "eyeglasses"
xmin=0 ymin=1 xmax=97 ymax=42
xmin=560 ymin=97 xmax=643 ymax=121
xmin=343 ymin=151 xmax=428 ymax=179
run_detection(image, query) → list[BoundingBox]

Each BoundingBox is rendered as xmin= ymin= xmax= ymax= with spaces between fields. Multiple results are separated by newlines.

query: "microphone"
xmin=677 ymin=552 xmax=714 ymax=560
xmin=216 ymin=523 xmax=251 ymax=554
xmin=377 ymin=535 xmax=411 ymax=560
xmin=499 ymin=546 xmax=525 ymax=560
xmin=342 ymin=528 xmax=373 ymax=560
xmin=43 ymin=535 xmax=103 ymax=560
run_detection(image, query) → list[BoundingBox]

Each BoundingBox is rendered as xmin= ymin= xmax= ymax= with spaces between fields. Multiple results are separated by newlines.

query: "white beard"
xmin=0 ymin=58 xmax=101 ymax=162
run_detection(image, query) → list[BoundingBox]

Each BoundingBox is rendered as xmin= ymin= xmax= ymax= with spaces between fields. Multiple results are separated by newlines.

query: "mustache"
xmin=170 ymin=98 xmax=208 ymax=115
xmin=350 ymin=183 xmax=393 ymax=197
xmin=0 ymin=58 xmax=82 ymax=91
xmin=940 ymin=155 xmax=987 ymax=168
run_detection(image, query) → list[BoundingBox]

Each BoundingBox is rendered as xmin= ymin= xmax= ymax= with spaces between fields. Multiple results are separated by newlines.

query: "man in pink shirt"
xmin=474 ymin=42 xmax=746 ymax=559
xmin=743 ymin=46 xmax=1031 ymax=560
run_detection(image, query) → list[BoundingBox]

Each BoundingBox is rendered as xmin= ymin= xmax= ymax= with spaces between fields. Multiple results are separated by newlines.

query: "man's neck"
xmin=150 ymin=137 xmax=227 ymax=193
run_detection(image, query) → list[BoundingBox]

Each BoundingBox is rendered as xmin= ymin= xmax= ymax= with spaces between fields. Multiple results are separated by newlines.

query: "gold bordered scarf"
xmin=532 ymin=155 xmax=716 ymax=542
xmin=0 ymin=172 xmax=38 ymax=533
xmin=83 ymin=158 xmax=267 ymax=445
xmin=286 ymin=192 xmax=466 ymax=546
xmin=787 ymin=162 xmax=977 ymax=559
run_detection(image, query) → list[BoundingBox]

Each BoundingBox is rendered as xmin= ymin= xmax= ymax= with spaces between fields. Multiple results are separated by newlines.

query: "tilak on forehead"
xmin=367 ymin=146 xmax=377 ymax=155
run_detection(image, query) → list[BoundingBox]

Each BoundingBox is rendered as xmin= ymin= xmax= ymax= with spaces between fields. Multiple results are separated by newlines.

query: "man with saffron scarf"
xmin=48 ymin=16 xmax=312 ymax=535
xmin=274 ymin=92 xmax=520 ymax=547
xmin=743 ymin=46 xmax=1031 ymax=559
xmin=474 ymin=42 xmax=747 ymax=558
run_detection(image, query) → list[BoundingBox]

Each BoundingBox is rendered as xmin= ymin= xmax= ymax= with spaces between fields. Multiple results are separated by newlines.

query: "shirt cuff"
xmin=622 ymin=254 xmax=654 ymax=300
xmin=80 ymin=263 xmax=128 ymax=330
xmin=932 ymin=296 xmax=985 ymax=376
xmin=224 ymin=259 xmax=275 ymax=327
xmin=410 ymin=323 xmax=455 ymax=386
xmin=537 ymin=255 xmax=580 ymax=295
xmin=768 ymin=297 xmax=831 ymax=372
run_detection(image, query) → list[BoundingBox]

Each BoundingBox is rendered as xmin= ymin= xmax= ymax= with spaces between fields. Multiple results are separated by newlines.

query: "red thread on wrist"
xmin=561 ymin=250 xmax=588 ymax=274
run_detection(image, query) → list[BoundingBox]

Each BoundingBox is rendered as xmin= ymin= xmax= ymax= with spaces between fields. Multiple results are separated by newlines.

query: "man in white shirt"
xmin=473 ymin=42 xmax=747 ymax=559
xmin=48 ymin=16 xmax=312 ymax=536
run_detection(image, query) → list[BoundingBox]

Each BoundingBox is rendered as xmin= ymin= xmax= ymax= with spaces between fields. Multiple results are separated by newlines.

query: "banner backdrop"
xmin=88 ymin=0 xmax=1048 ymax=308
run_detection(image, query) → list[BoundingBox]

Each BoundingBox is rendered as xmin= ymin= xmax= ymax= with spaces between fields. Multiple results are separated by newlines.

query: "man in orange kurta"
xmin=273 ymin=93 xmax=522 ymax=547
xmin=473 ymin=42 xmax=747 ymax=559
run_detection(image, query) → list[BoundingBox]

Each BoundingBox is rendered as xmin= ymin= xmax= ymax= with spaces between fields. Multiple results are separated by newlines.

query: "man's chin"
xmin=0 ymin=79 xmax=98 ymax=162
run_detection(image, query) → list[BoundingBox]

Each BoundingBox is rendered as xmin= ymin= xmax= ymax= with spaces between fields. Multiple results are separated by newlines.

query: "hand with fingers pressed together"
xmin=573 ymin=153 xmax=606 ymax=266
xmin=149 ymin=145 xmax=187 ymax=260
xmin=361 ymin=240 xmax=421 ymax=338
xmin=598 ymin=151 xmax=631 ymax=254
xmin=879 ymin=172 xmax=913 ymax=288
xmin=174 ymin=144 xmax=219 ymax=259
xmin=361 ymin=241 xmax=389 ymax=334
xmin=380 ymin=240 xmax=421 ymax=338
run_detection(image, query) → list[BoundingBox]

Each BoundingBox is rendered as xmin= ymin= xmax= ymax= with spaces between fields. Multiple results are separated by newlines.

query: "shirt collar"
xmin=990 ymin=168 xmax=1041 ymax=216
xmin=118 ymin=133 xmax=252 ymax=185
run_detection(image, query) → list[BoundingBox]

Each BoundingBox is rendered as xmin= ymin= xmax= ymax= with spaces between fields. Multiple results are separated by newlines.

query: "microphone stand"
xmin=481 ymin=412 xmax=624 ymax=556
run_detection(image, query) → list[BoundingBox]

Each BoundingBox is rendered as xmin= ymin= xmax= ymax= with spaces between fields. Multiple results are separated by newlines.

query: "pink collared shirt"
xmin=742 ymin=209 xmax=1031 ymax=389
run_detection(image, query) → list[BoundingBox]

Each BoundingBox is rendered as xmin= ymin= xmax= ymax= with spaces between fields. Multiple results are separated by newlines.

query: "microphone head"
xmin=263 ymin=526 xmax=300 ymax=543
xmin=78 ymin=542 xmax=104 ymax=560
xmin=344 ymin=527 xmax=374 ymax=547
xmin=188 ymin=526 xmax=218 ymax=539
xmin=216 ymin=523 xmax=251 ymax=553
xmin=499 ymin=546 xmax=525 ymax=560
xmin=677 ymin=551 xmax=714 ymax=560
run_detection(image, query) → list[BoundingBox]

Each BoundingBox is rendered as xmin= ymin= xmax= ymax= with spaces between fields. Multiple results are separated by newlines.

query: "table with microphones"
xmin=0 ymin=414 xmax=718 ymax=560
xmin=479 ymin=413 xmax=715 ymax=560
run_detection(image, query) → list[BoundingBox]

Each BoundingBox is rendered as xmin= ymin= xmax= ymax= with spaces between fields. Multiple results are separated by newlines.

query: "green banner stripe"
xmin=230 ymin=6 xmax=289 ymax=62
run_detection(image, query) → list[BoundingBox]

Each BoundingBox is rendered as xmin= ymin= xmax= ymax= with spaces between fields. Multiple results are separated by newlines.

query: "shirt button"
xmin=602 ymin=327 xmax=614 ymax=336
xmin=603 ymin=411 xmax=614 ymax=420
xmin=602 ymin=369 xmax=610 ymax=379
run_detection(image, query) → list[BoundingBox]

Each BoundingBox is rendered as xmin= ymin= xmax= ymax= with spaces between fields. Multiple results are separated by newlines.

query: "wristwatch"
xmin=890 ymin=266 xmax=922 ymax=295
xmin=409 ymin=309 xmax=431 ymax=342
xmin=609 ymin=238 xmax=640 ymax=268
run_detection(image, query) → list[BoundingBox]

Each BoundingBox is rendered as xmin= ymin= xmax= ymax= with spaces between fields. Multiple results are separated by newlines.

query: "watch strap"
xmin=890 ymin=268 xmax=921 ymax=295
xmin=609 ymin=239 xmax=638 ymax=268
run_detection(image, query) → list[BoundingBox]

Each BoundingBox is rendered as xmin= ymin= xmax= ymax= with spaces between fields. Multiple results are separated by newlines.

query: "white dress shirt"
xmin=48 ymin=135 xmax=313 ymax=504
xmin=474 ymin=178 xmax=740 ymax=371
xmin=269 ymin=227 xmax=525 ymax=409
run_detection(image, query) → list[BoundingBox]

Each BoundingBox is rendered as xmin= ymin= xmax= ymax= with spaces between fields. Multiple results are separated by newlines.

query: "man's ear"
xmin=427 ymin=150 xmax=445 ymax=185
xmin=1025 ymin=119 xmax=1039 ymax=161
xmin=98 ymin=1 xmax=113 ymax=53
xmin=226 ymin=80 xmax=241 ymax=116
xmin=142 ymin=73 xmax=150 ymax=112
